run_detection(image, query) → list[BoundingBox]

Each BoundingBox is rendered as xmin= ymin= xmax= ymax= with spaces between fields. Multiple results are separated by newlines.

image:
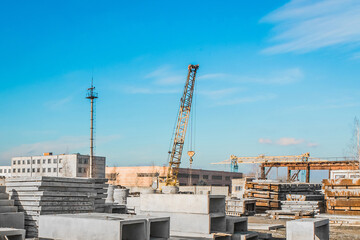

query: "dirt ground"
xmin=248 ymin=216 xmax=360 ymax=240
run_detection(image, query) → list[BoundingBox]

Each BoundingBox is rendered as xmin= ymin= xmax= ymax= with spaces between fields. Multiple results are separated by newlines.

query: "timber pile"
xmin=266 ymin=209 xmax=314 ymax=220
xmin=323 ymin=178 xmax=360 ymax=215
xmin=5 ymin=177 xmax=107 ymax=238
xmin=245 ymin=181 xmax=322 ymax=213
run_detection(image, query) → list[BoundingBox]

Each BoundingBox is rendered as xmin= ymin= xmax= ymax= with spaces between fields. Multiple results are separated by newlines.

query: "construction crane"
xmin=212 ymin=153 xmax=310 ymax=181
xmin=164 ymin=64 xmax=199 ymax=186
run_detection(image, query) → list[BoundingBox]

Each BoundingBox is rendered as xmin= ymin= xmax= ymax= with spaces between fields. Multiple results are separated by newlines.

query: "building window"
xmin=225 ymin=176 xmax=230 ymax=181
xmin=0 ymin=169 xmax=2 ymax=173
xmin=22 ymin=160 xmax=25 ymax=164
xmin=48 ymin=159 xmax=51 ymax=164
xmin=137 ymin=173 xmax=159 ymax=177
xmin=53 ymin=159 xmax=57 ymax=164
xmin=13 ymin=160 xmax=16 ymax=165
xmin=22 ymin=168 xmax=25 ymax=173
xmin=43 ymin=159 xmax=46 ymax=164
xmin=84 ymin=159 xmax=88 ymax=164
xmin=18 ymin=160 xmax=20 ymax=164
xmin=235 ymin=186 xmax=242 ymax=191
xmin=78 ymin=168 xmax=82 ymax=173
xmin=27 ymin=160 xmax=30 ymax=164
xmin=212 ymin=175 xmax=222 ymax=180
xmin=32 ymin=168 xmax=35 ymax=172
xmin=191 ymin=174 xmax=200 ymax=179
xmin=178 ymin=173 xmax=189 ymax=178
xmin=4 ymin=169 xmax=6 ymax=173
xmin=37 ymin=168 xmax=40 ymax=173
xmin=13 ymin=169 xmax=16 ymax=173
xmin=37 ymin=160 xmax=40 ymax=164
xmin=59 ymin=168 xmax=62 ymax=173
xmin=53 ymin=168 xmax=57 ymax=172
xmin=42 ymin=168 xmax=46 ymax=173
xmin=78 ymin=159 xmax=83 ymax=164
xmin=32 ymin=160 xmax=35 ymax=164
xmin=203 ymin=175 xmax=208 ymax=179
xmin=27 ymin=168 xmax=30 ymax=173
xmin=48 ymin=168 xmax=51 ymax=172
xmin=17 ymin=168 xmax=20 ymax=173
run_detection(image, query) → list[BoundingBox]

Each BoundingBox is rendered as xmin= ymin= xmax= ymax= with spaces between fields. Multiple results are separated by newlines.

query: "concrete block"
xmin=141 ymin=211 xmax=226 ymax=234
xmin=0 ymin=193 xmax=9 ymax=200
xmin=248 ymin=223 xmax=283 ymax=230
xmin=39 ymin=213 xmax=148 ymax=240
xmin=226 ymin=216 xmax=247 ymax=234
xmin=286 ymin=218 xmax=329 ymax=240
xmin=0 ymin=186 xmax=5 ymax=193
xmin=0 ymin=212 xmax=24 ymax=229
xmin=0 ymin=200 xmax=14 ymax=206
xmin=0 ymin=206 xmax=17 ymax=213
xmin=231 ymin=232 xmax=258 ymax=240
xmin=140 ymin=194 xmax=225 ymax=214
xmin=0 ymin=228 xmax=26 ymax=240
xmin=170 ymin=231 xmax=231 ymax=239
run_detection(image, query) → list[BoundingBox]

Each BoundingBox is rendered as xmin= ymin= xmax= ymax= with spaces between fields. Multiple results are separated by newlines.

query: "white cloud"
xmin=0 ymin=135 xmax=120 ymax=163
xmin=199 ymin=88 xmax=240 ymax=99
xmin=258 ymin=137 xmax=317 ymax=147
xmin=259 ymin=138 xmax=273 ymax=144
xmin=124 ymin=86 xmax=179 ymax=94
xmin=44 ymin=96 xmax=73 ymax=110
xmin=145 ymin=66 xmax=184 ymax=85
xmin=217 ymin=94 xmax=277 ymax=106
xmin=262 ymin=0 xmax=360 ymax=54
xmin=276 ymin=137 xmax=304 ymax=146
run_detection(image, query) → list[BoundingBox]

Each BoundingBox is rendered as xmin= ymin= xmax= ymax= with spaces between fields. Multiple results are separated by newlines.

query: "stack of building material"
xmin=5 ymin=177 xmax=107 ymax=238
xmin=39 ymin=213 xmax=170 ymax=240
xmin=280 ymin=201 xmax=324 ymax=214
xmin=266 ymin=209 xmax=315 ymax=220
xmin=323 ymin=178 xmax=360 ymax=215
xmin=245 ymin=181 xmax=322 ymax=213
xmin=225 ymin=198 xmax=256 ymax=216
xmin=93 ymin=178 xmax=108 ymax=212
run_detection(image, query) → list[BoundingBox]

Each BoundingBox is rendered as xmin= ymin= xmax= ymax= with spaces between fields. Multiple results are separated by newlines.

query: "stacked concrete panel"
xmin=93 ymin=178 xmax=108 ymax=212
xmin=281 ymin=200 xmax=325 ymax=214
xmin=0 ymin=185 xmax=25 ymax=240
xmin=323 ymin=178 xmax=360 ymax=215
xmin=140 ymin=194 xmax=227 ymax=238
xmin=5 ymin=177 xmax=107 ymax=238
xmin=225 ymin=199 xmax=256 ymax=216
xmin=245 ymin=181 xmax=322 ymax=213
xmin=38 ymin=213 xmax=170 ymax=240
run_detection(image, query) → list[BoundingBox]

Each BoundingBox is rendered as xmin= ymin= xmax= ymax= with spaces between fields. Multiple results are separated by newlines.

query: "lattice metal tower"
xmin=86 ymin=79 xmax=98 ymax=178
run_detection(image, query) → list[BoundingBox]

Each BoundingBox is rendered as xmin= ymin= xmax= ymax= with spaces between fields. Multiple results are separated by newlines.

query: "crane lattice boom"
xmin=166 ymin=64 xmax=199 ymax=186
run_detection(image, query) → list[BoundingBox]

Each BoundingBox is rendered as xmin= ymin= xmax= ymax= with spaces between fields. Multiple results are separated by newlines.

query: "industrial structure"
xmin=165 ymin=64 xmax=199 ymax=187
xmin=213 ymin=153 xmax=359 ymax=182
xmin=106 ymin=166 xmax=242 ymax=188
xmin=11 ymin=152 xmax=105 ymax=178
xmin=86 ymin=79 xmax=98 ymax=178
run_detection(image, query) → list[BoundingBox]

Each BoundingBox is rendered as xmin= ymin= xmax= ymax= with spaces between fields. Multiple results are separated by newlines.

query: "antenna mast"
xmin=86 ymin=78 xmax=98 ymax=178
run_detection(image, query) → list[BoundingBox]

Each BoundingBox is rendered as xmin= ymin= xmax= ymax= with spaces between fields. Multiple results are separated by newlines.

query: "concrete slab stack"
xmin=140 ymin=194 xmax=227 ymax=238
xmin=5 ymin=177 xmax=107 ymax=238
xmin=225 ymin=199 xmax=256 ymax=216
xmin=38 ymin=213 xmax=170 ymax=240
xmin=93 ymin=178 xmax=108 ymax=212
xmin=280 ymin=200 xmax=324 ymax=214
xmin=323 ymin=178 xmax=360 ymax=215
xmin=245 ymin=181 xmax=322 ymax=213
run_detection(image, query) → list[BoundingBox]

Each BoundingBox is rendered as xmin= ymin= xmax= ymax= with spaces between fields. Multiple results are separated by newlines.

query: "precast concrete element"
xmin=0 ymin=213 xmax=24 ymax=229
xmin=106 ymin=184 xmax=115 ymax=203
xmin=39 ymin=213 xmax=148 ymax=240
xmin=140 ymin=194 xmax=225 ymax=214
xmin=141 ymin=211 xmax=226 ymax=234
xmin=225 ymin=216 xmax=247 ymax=234
xmin=105 ymin=214 xmax=170 ymax=240
xmin=231 ymin=232 xmax=258 ymax=240
xmin=0 ymin=228 xmax=26 ymax=240
xmin=161 ymin=186 xmax=179 ymax=194
xmin=104 ymin=204 xmax=127 ymax=214
xmin=114 ymin=188 xmax=129 ymax=204
xmin=286 ymin=218 xmax=329 ymax=240
xmin=171 ymin=232 xmax=231 ymax=240
xmin=127 ymin=196 xmax=141 ymax=214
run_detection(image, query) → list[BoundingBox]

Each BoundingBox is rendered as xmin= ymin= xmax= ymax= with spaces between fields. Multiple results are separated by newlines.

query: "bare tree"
xmin=346 ymin=117 xmax=360 ymax=161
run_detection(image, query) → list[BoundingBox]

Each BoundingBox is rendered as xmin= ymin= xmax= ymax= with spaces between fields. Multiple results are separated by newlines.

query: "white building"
xmin=330 ymin=170 xmax=360 ymax=179
xmin=11 ymin=153 xmax=105 ymax=178
xmin=0 ymin=166 xmax=12 ymax=178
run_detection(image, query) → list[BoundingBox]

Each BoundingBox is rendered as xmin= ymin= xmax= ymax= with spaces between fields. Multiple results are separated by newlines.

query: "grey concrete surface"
xmin=0 ymin=228 xmax=25 ymax=240
xmin=39 ymin=213 xmax=147 ymax=240
xmin=286 ymin=218 xmax=329 ymax=240
xmin=0 ymin=212 xmax=24 ymax=229
xmin=225 ymin=216 xmax=247 ymax=234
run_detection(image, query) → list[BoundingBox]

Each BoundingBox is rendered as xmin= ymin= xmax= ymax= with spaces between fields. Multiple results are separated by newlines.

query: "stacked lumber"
xmin=323 ymin=178 xmax=360 ymax=215
xmin=245 ymin=181 xmax=322 ymax=213
xmin=266 ymin=209 xmax=314 ymax=220
xmin=6 ymin=177 xmax=107 ymax=238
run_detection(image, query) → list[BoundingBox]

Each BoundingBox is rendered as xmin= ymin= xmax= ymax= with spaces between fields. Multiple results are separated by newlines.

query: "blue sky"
xmin=1 ymin=0 xmax=360 ymax=181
